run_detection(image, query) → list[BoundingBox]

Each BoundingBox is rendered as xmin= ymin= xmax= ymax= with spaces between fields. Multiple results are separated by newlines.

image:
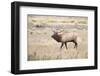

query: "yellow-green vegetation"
xmin=27 ymin=15 xmax=88 ymax=61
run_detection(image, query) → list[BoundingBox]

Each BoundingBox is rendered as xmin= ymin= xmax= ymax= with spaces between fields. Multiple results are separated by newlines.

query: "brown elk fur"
xmin=52 ymin=30 xmax=80 ymax=49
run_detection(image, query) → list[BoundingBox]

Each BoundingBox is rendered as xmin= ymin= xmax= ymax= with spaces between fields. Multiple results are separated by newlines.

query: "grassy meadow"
xmin=27 ymin=15 xmax=88 ymax=61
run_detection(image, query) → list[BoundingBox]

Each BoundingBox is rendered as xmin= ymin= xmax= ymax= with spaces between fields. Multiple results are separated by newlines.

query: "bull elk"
xmin=52 ymin=30 xmax=81 ymax=50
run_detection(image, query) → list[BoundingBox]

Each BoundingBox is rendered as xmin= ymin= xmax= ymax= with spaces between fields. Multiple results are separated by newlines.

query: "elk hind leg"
xmin=74 ymin=41 xmax=78 ymax=48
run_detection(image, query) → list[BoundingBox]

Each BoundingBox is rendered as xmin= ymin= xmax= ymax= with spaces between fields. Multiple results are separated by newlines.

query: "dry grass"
xmin=27 ymin=15 xmax=88 ymax=61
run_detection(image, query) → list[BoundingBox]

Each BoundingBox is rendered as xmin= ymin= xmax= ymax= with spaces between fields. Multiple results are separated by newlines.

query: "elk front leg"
xmin=60 ymin=43 xmax=64 ymax=49
xmin=65 ymin=42 xmax=68 ymax=50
